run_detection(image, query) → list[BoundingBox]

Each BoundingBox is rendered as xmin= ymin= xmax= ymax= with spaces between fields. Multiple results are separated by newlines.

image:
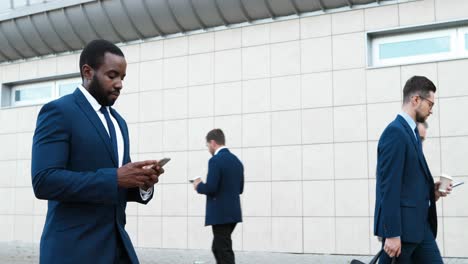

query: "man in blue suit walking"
xmin=193 ymin=129 xmax=244 ymax=264
xmin=374 ymin=76 xmax=450 ymax=263
xmin=32 ymin=40 xmax=164 ymax=264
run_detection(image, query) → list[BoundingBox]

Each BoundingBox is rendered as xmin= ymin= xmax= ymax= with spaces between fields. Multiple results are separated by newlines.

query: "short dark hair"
xmin=402 ymin=76 xmax=436 ymax=103
xmin=79 ymin=39 xmax=124 ymax=80
xmin=206 ymin=129 xmax=225 ymax=145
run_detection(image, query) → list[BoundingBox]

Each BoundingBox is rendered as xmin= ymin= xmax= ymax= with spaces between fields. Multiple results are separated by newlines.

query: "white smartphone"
xmin=453 ymin=181 xmax=464 ymax=188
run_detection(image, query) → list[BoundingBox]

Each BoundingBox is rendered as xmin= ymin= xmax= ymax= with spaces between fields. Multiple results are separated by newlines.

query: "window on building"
xmin=465 ymin=34 xmax=468 ymax=50
xmin=13 ymin=84 xmax=53 ymax=106
xmin=458 ymin=26 xmax=468 ymax=53
xmin=11 ymin=77 xmax=81 ymax=107
xmin=369 ymin=23 xmax=468 ymax=67
xmin=57 ymin=79 xmax=80 ymax=96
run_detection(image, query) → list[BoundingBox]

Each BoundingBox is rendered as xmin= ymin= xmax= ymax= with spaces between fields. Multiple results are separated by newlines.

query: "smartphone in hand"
xmin=157 ymin=158 xmax=171 ymax=167
xmin=143 ymin=158 xmax=171 ymax=169
xmin=189 ymin=176 xmax=201 ymax=183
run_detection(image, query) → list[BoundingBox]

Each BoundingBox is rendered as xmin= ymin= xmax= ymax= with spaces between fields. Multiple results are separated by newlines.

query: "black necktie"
xmin=414 ymin=127 xmax=422 ymax=151
xmin=100 ymin=106 xmax=118 ymax=163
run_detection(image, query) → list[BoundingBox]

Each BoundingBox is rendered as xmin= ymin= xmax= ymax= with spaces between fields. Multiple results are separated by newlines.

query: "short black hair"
xmin=403 ymin=76 xmax=436 ymax=103
xmin=206 ymin=129 xmax=225 ymax=145
xmin=79 ymin=39 xmax=124 ymax=80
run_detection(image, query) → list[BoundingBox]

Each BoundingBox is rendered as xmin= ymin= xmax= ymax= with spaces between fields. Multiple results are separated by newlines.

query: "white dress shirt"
xmin=78 ymin=85 xmax=152 ymax=200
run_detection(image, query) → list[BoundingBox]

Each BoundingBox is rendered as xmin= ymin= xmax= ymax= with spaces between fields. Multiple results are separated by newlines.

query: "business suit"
xmin=374 ymin=114 xmax=441 ymax=263
xmin=32 ymin=88 xmax=151 ymax=264
xmin=197 ymin=148 xmax=244 ymax=264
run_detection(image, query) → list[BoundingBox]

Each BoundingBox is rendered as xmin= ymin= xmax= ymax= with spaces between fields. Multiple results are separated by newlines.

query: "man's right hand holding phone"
xmin=141 ymin=158 xmax=169 ymax=190
xmin=117 ymin=160 xmax=165 ymax=189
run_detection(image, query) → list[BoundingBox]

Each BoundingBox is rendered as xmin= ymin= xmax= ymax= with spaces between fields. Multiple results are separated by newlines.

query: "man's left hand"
xmin=435 ymin=181 xmax=452 ymax=201
xmin=192 ymin=178 xmax=202 ymax=191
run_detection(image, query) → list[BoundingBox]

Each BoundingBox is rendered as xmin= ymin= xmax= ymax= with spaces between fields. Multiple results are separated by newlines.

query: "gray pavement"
xmin=1 ymin=242 xmax=468 ymax=264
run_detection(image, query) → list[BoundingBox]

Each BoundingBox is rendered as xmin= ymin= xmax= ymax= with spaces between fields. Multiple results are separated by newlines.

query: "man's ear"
xmin=411 ymin=94 xmax=419 ymax=106
xmin=81 ymin=64 xmax=94 ymax=81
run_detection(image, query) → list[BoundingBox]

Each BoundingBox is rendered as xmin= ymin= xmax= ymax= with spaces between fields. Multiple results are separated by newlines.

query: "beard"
xmin=415 ymin=109 xmax=427 ymax=123
xmin=88 ymin=75 xmax=118 ymax=106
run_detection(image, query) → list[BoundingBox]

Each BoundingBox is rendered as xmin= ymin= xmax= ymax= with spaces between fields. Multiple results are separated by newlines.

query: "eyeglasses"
xmin=418 ymin=95 xmax=434 ymax=109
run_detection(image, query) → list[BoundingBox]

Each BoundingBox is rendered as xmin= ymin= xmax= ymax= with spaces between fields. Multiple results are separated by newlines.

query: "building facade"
xmin=0 ymin=0 xmax=468 ymax=258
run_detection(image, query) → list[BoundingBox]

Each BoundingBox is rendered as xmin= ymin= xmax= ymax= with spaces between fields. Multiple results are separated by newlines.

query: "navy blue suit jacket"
xmin=197 ymin=148 xmax=244 ymax=226
xmin=374 ymin=115 xmax=437 ymax=243
xmin=31 ymin=89 xmax=150 ymax=264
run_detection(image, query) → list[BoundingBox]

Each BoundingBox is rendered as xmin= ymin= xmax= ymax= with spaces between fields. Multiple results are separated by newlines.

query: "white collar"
xmin=399 ymin=111 xmax=417 ymax=132
xmin=214 ymin=146 xmax=227 ymax=155
xmin=78 ymin=85 xmax=106 ymax=112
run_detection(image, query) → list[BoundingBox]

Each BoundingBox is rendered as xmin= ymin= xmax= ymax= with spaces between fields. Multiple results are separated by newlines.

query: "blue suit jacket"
xmin=197 ymin=148 xmax=244 ymax=226
xmin=31 ymin=89 xmax=151 ymax=264
xmin=374 ymin=115 xmax=437 ymax=243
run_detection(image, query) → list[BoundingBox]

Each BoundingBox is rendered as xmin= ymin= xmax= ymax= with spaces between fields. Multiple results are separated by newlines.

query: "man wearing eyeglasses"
xmin=374 ymin=76 xmax=449 ymax=263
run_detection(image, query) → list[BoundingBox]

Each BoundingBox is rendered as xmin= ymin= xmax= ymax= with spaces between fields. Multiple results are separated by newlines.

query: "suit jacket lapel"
xmin=110 ymin=108 xmax=129 ymax=165
xmin=73 ymin=89 xmax=118 ymax=167
xmin=419 ymin=150 xmax=433 ymax=183
xmin=396 ymin=115 xmax=420 ymax=152
xmin=396 ymin=115 xmax=432 ymax=181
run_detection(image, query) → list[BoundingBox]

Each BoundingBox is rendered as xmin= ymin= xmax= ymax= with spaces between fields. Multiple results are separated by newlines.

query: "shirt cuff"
xmin=139 ymin=187 xmax=153 ymax=201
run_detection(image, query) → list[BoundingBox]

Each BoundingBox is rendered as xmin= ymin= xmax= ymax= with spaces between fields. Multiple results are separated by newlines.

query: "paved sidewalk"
xmin=1 ymin=242 xmax=468 ymax=264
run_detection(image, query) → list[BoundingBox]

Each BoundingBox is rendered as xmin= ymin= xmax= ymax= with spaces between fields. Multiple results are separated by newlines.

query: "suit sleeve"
xmin=197 ymin=158 xmax=221 ymax=195
xmin=378 ymin=126 xmax=406 ymax=238
xmin=126 ymin=187 xmax=153 ymax=204
xmin=31 ymin=101 xmax=118 ymax=204
xmin=240 ymin=164 xmax=244 ymax=195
